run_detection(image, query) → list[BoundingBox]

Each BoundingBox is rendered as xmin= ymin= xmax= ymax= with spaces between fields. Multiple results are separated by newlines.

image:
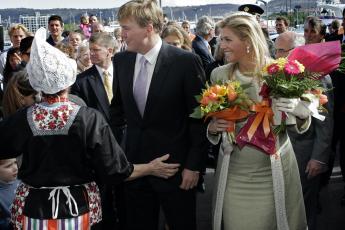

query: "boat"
xmin=316 ymin=0 xmax=345 ymax=25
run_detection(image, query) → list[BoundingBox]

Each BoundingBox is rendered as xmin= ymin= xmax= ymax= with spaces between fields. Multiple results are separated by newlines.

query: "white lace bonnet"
xmin=27 ymin=27 xmax=77 ymax=94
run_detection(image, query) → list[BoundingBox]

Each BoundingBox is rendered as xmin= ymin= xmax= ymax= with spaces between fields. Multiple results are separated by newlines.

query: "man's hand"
xmin=306 ymin=159 xmax=323 ymax=179
xmin=149 ymin=154 xmax=180 ymax=179
xmin=179 ymin=168 xmax=199 ymax=190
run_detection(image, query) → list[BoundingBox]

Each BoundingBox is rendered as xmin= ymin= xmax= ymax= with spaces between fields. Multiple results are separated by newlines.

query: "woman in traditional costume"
xmin=0 ymin=28 xmax=179 ymax=230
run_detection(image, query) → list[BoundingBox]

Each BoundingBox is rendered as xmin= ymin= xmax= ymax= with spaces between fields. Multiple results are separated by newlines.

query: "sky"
xmin=0 ymin=0 xmax=259 ymax=9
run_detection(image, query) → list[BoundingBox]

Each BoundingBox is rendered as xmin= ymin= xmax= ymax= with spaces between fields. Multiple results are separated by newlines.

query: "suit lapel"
xmin=87 ymin=65 xmax=110 ymax=119
xmin=143 ymin=43 xmax=170 ymax=119
xmin=119 ymin=52 xmax=143 ymax=120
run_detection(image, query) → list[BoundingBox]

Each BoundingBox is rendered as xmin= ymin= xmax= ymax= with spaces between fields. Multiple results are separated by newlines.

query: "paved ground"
xmin=195 ymin=168 xmax=345 ymax=230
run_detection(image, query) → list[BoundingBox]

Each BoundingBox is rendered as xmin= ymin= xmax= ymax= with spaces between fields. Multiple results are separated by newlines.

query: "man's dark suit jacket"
xmin=325 ymin=32 xmax=343 ymax=43
xmin=71 ymin=65 xmax=110 ymax=121
xmin=208 ymin=36 xmax=218 ymax=56
xmin=110 ymin=43 xmax=207 ymax=187
xmin=192 ymin=35 xmax=215 ymax=70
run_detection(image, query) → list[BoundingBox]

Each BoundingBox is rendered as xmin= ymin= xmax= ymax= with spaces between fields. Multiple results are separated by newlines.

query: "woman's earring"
xmin=246 ymin=46 xmax=250 ymax=54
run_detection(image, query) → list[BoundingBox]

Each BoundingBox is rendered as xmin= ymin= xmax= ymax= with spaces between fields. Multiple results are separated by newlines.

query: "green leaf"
xmin=189 ymin=106 xmax=203 ymax=119
xmin=194 ymin=95 xmax=202 ymax=102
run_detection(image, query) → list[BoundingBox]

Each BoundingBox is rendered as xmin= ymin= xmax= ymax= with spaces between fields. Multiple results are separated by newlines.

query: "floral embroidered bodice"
xmin=27 ymin=101 xmax=80 ymax=136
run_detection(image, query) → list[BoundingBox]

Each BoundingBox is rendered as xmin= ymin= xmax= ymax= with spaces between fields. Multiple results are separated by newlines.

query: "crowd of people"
xmin=0 ymin=0 xmax=344 ymax=230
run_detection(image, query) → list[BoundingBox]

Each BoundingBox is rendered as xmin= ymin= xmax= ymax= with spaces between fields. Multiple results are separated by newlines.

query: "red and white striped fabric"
xmin=22 ymin=213 xmax=90 ymax=230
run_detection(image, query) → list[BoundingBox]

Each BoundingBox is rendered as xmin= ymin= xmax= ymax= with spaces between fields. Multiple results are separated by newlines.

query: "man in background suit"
xmin=71 ymin=32 xmax=122 ymax=230
xmin=110 ymin=1 xmax=207 ymax=229
xmin=324 ymin=13 xmax=345 ymax=206
xmin=275 ymin=19 xmax=334 ymax=230
xmin=192 ymin=16 xmax=215 ymax=70
xmin=71 ymin=32 xmax=114 ymax=121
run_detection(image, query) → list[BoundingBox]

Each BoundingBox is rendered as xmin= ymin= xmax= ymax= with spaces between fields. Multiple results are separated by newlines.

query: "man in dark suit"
xmin=110 ymin=1 xmax=207 ymax=229
xmin=71 ymin=32 xmax=122 ymax=230
xmin=275 ymin=18 xmax=334 ymax=230
xmin=192 ymin=16 xmax=215 ymax=70
xmin=325 ymin=20 xmax=342 ymax=42
xmin=71 ymin=32 xmax=114 ymax=121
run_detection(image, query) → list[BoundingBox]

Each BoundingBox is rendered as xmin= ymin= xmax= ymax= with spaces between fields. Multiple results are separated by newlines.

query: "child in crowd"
xmin=0 ymin=158 xmax=20 ymax=230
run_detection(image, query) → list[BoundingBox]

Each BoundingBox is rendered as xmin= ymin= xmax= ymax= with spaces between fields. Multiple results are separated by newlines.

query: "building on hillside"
xmin=20 ymin=12 xmax=49 ymax=33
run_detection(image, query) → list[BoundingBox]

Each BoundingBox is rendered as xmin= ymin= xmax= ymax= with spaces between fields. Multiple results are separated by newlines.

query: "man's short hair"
xmin=195 ymin=16 xmax=214 ymax=36
xmin=48 ymin=15 xmax=64 ymax=26
xmin=89 ymin=32 xmax=116 ymax=49
xmin=305 ymin=16 xmax=327 ymax=36
xmin=8 ymin=24 xmax=29 ymax=37
xmin=181 ymin=20 xmax=190 ymax=27
xmin=331 ymin=19 xmax=340 ymax=30
xmin=276 ymin=16 xmax=289 ymax=27
xmin=118 ymin=0 xmax=164 ymax=33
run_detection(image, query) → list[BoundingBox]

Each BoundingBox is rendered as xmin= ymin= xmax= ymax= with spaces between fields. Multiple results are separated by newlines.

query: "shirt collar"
xmin=95 ymin=64 xmax=113 ymax=77
xmin=138 ymin=38 xmax=162 ymax=65
xmin=197 ymin=35 xmax=209 ymax=47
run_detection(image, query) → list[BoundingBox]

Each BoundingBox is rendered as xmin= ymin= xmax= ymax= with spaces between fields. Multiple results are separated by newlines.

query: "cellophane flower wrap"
xmin=190 ymin=80 xmax=253 ymax=142
xmin=288 ymin=41 xmax=341 ymax=77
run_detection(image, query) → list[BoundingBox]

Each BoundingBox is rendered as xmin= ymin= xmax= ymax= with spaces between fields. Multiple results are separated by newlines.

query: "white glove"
xmin=274 ymin=98 xmax=310 ymax=119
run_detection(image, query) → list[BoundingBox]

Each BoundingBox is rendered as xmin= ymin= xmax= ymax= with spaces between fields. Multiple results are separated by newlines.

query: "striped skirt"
xmin=22 ymin=213 xmax=90 ymax=230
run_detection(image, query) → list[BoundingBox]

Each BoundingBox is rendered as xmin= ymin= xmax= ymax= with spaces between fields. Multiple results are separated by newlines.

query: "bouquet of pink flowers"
xmin=261 ymin=57 xmax=325 ymax=133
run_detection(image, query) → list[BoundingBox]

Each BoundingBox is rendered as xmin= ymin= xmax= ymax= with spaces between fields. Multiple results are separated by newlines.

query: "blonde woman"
xmin=208 ymin=12 xmax=309 ymax=230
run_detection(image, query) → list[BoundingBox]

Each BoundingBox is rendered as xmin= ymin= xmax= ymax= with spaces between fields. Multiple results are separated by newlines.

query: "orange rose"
xmin=228 ymin=91 xmax=238 ymax=102
xmin=208 ymin=92 xmax=218 ymax=101
xmin=200 ymin=96 xmax=210 ymax=106
xmin=319 ymin=94 xmax=328 ymax=105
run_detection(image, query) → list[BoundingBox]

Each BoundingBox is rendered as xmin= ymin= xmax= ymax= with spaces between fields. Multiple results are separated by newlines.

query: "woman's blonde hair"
xmin=219 ymin=12 xmax=269 ymax=80
xmin=8 ymin=24 xmax=29 ymax=37
xmin=118 ymin=0 xmax=163 ymax=33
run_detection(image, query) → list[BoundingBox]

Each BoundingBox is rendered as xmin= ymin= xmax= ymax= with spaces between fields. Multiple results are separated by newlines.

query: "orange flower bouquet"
xmin=190 ymin=80 xmax=253 ymax=142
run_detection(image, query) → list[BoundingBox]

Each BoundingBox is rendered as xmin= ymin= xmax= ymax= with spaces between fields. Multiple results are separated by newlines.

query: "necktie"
xmin=133 ymin=56 xmax=148 ymax=116
xmin=103 ymin=71 xmax=113 ymax=103
xmin=207 ymin=44 xmax=212 ymax=55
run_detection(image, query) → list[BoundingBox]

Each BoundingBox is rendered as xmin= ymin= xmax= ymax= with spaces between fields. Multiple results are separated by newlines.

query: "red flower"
xmin=52 ymin=110 xmax=59 ymax=118
xmin=267 ymin=63 xmax=280 ymax=74
xmin=35 ymin=113 xmax=45 ymax=121
xmin=48 ymin=121 xmax=56 ymax=129
xmin=62 ymin=113 xmax=68 ymax=122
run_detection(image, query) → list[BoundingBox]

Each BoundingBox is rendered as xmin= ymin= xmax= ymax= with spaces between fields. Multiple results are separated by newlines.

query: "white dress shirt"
xmin=133 ymin=38 xmax=162 ymax=99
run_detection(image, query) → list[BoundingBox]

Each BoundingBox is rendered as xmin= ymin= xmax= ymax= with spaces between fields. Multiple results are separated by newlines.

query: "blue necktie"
xmin=133 ymin=56 xmax=148 ymax=116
